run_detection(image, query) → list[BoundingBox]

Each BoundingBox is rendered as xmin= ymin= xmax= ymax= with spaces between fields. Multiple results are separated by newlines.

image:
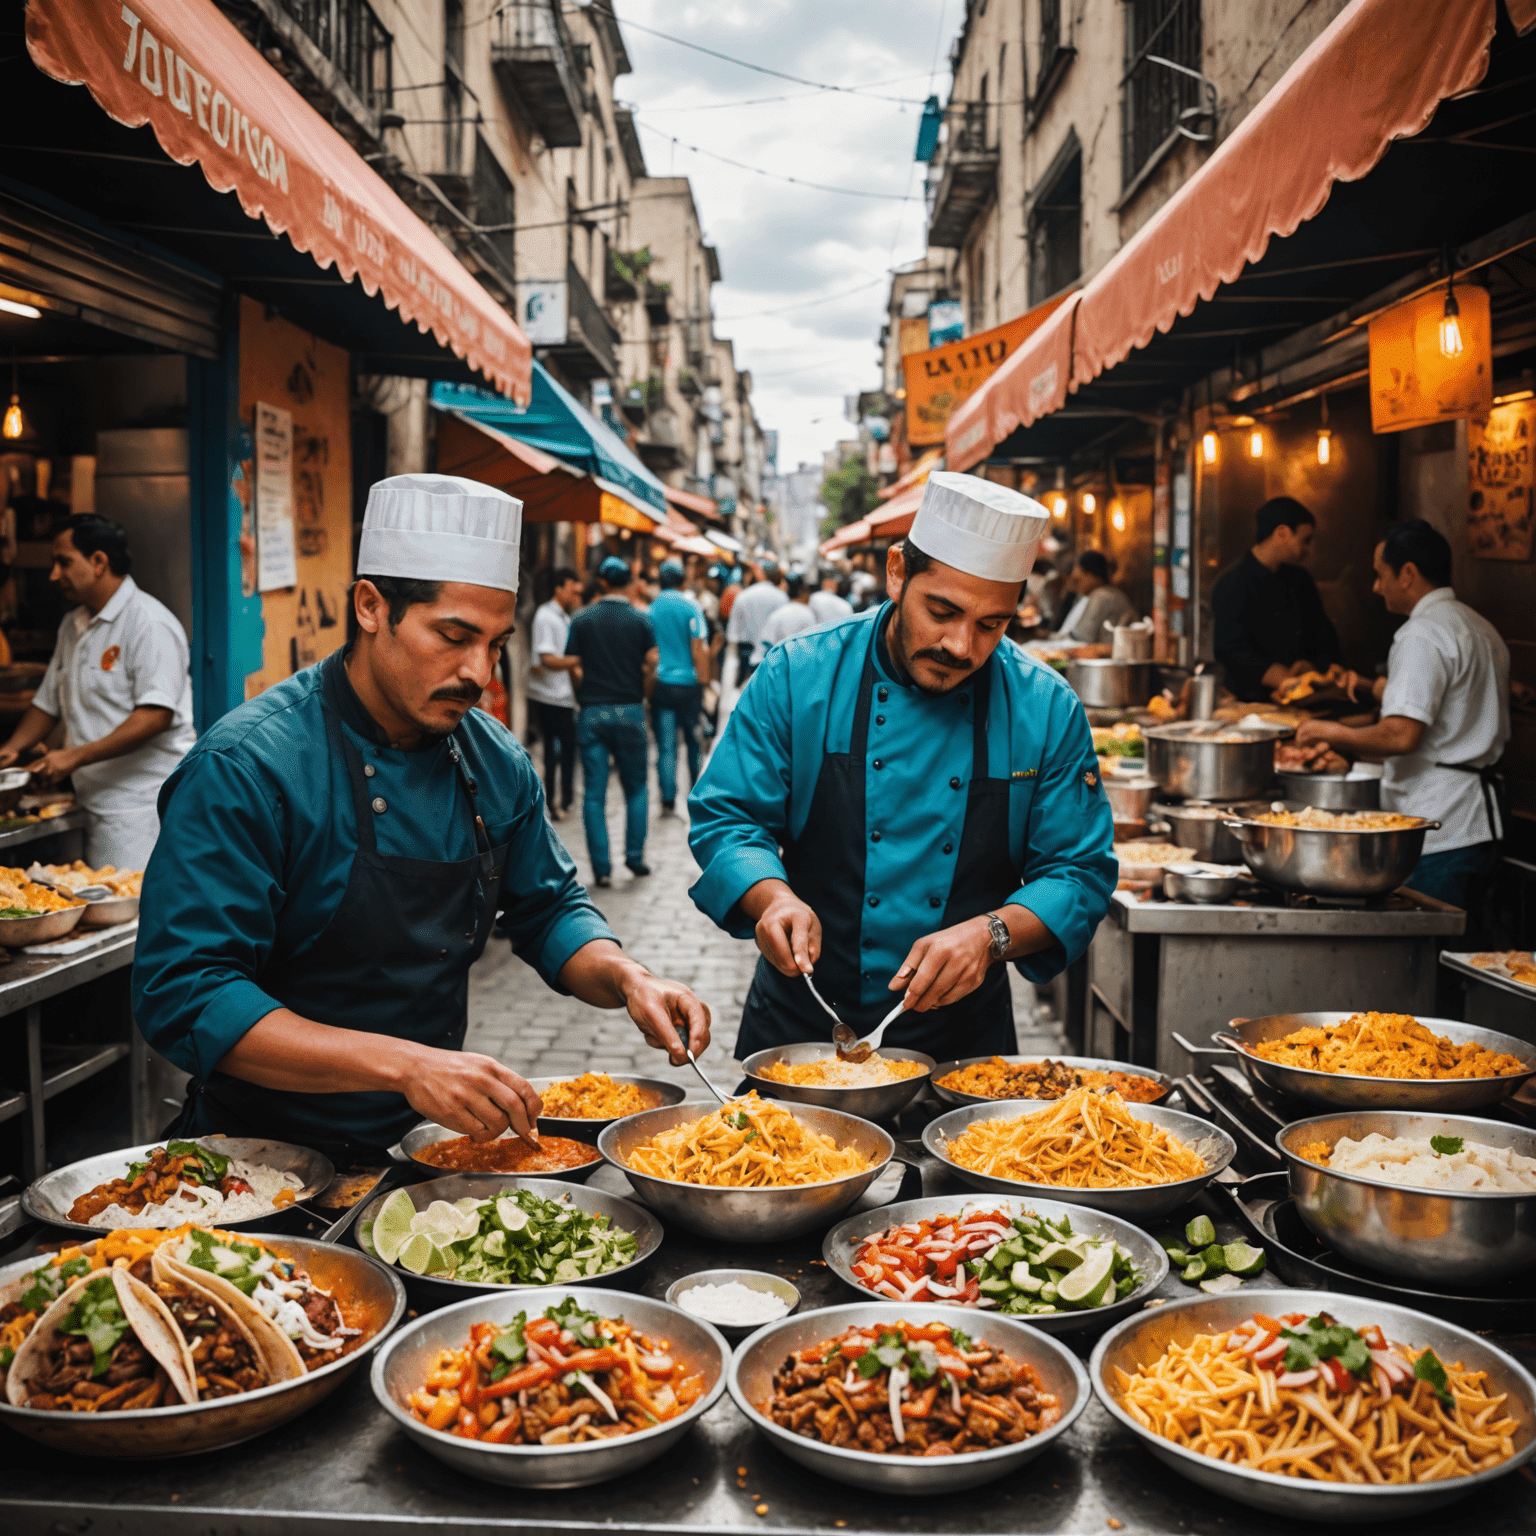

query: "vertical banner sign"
xmin=254 ymin=401 xmax=298 ymax=592
xmin=1467 ymin=399 xmax=1535 ymax=561
xmin=1368 ymin=286 xmax=1492 ymax=434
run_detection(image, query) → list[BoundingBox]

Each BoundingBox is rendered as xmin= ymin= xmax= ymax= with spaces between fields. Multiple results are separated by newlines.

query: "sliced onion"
xmin=888 ymin=1365 xmax=908 ymax=1444
xmin=572 ymin=1370 xmax=618 ymax=1422
xmin=1276 ymin=1368 xmax=1319 ymax=1388
xmin=924 ymin=1280 xmax=962 ymax=1298
xmin=1253 ymin=1339 xmax=1287 ymax=1364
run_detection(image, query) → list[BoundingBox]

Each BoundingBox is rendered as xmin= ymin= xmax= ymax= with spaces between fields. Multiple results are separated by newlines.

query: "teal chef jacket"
xmin=131 ymin=655 xmax=615 ymax=1146
xmin=687 ymin=605 xmax=1116 ymax=1009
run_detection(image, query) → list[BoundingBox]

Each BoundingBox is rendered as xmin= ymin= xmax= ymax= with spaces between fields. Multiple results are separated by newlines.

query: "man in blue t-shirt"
xmin=648 ymin=559 xmax=708 ymax=812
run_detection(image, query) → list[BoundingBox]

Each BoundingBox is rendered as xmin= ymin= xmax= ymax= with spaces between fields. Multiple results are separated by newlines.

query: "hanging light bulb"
xmin=1082 ymin=492 xmax=1096 ymax=514
xmin=1439 ymin=275 xmax=1464 ymax=359
xmin=1249 ymin=429 xmax=1264 ymax=459
xmin=1110 ymin=501 xmax=1126 ymax=532
xmin=1316 ymin=394 xmax=1331 ymax=465
xmin=1 ymin=364 xmax=22 ymax=441
xmin=1201 ymin=431 xmax=1218 ymax=465
xmin=1050 ymin=494 xmax=1067 ymax=520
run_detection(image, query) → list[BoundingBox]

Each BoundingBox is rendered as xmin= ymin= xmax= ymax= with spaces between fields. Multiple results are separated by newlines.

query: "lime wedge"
xmin=1184 ymin=1215 xmax=1216 ymax=1249
xmin=397 ymin=1233 xmax=445 ymax=1275
xmin=1223 ymin=1241 xmax=1266 ymax=1277
xmin=1057 ymin=1242 xmax=1117 ymax=1308
xmin=371 ymin=1188 xmax=419 ymax=1265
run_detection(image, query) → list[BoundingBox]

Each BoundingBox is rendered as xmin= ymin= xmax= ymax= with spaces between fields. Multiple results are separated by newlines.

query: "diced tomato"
xmin=930 ymin=1251 xmax=960 ymax=1280
xmin=1320 ymin=1358 xmax=1354 ymax=1394
xmin=1250 ymin=1313 xmax=1285 ymax=1334
xmin=1361 ymin=1325 xmax=1387 ymax=1352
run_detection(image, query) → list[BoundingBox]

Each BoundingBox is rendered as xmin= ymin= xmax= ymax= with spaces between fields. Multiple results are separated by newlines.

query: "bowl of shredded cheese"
xmin=742 ymin=1043 xmax=935 ymax=1121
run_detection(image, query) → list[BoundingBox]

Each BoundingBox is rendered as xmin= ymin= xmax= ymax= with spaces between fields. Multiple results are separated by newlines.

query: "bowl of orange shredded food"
xmin=1212 ymin=1012 xmax=1536 ymax=1112
xmin=743 ymin=1042 xmax=935 ymax=1120
xmin=372 ymin=1287 xmax=728 ymax=1487
xmin=523 ymin=1073 xmax=685 ymax=1145
xmin=924 ymin=1087 xmax=1234 ymax=1219
xmin=930 ymin=1054 xmax=1169 ymax=1109
xmin=401 ymin=1125 xmax=603 ymax=1182
xmin=1221 ymin=807 xmax=1438 ymax=897
xmin=1093 ymin=1292 xmax=1536 ymax=1519
xmin=599 ymin=1092 xmax=894 ymax=1243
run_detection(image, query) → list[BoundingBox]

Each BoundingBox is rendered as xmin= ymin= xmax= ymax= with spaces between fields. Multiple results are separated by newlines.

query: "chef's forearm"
xmin=0 ymin=704 xmax=57 ymax=758
xmin=994 ymin=903 xmax=1056 ymax=960
xmin=214 ymin=1008 xmax=429 ymax=1094
xmin=1303 ymin=715 xmax=1424 ymax=758
xmin=557 ymin=938 xmax=652 ymax=1009
xmin=72 ymin=706 xmax=175 ymax=767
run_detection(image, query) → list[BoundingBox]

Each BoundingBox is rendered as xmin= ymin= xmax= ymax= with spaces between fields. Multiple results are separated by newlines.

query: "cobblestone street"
xmin=464 ymin=724 xmax=1067 ymax=1091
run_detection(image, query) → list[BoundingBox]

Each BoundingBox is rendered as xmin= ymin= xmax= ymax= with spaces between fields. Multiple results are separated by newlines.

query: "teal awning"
xmin=431 ymin=367 xmax=668 ymax=513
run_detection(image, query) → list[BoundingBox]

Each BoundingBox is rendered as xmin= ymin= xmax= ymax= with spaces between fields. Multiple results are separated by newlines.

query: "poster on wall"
xmin=254 ymin=400 xmax=298 ymax=592
xmin=1467 ymin=398 xmax=1535 ymax=561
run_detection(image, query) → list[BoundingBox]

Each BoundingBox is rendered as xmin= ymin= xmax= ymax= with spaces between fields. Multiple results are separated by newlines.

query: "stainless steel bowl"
xmin=1223 ymin=809 xmax=1438 ymax=898
xmin=664 ymin=1267 xmax=801 ymax=1343
xmin=928 ymin=1054 xmax=1170 ymax=1110
xmin=0 ymin=766 xmax=31 ymax=815
xmin=1091 ymin=1289 xmax=1536 ymax=1520
xmin=524 ymin=1073 xmax=688 ymax=1146
xmin=1152 ymin=799 xmax=1270 ymax=863
xmin=398 ymin=1121 xmax=603 ymax=1181
xmin=1105 ymin=776 xmax=1159 ymax=822
xmin=1163 ymin=864 xmax=1245 ymax=905
xmin=1144 ymin=722 xmax=1291 ymax=801
xmin=1067 ymin=658 xmax=1151 ymax=708
xmin=23 ymin=1136 xmax=336 ymax=1237
xmin=78 ymin=892 xmax=140 ymax=928
xmin=821 ymin=1193 xmax=1168 ymax=1336
xmin=741 ymin=1043 xmax=935 ymax=1121
xmin=371 ymin=1286 xmax=729 ymax=1488
xmin=354 ymin=1174 xmax=662 ymax=1305
xmin=728 ymin=1300 xmax=1090 ymax=1493
xmin=1277 ymin=769 xmax=1381 ymax=810
xmin=0 ymin=1233 xmax=404 ymax=1458
xmin=1210 ymin=1012 xmax=1536 ymax=1111
xmin=0 ymin=903 xmax=84 ymax=946
xmin=598 ymin=1101 xmax=894 ymax=1244
xmin=922 ymin=1099 xmax=1234 ymax=1220
xmin=1277 ymin=1110 xmax=1536 ymax=1284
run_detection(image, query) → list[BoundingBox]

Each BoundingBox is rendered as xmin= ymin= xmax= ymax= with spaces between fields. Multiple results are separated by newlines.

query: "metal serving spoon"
xmin=802 ymin=973 xmax=864 ymax=1060
xmin=683 ymin=1045 xmax=734 ymax=1107
xmin=840 ymin=998 xmax=908 ymax=1064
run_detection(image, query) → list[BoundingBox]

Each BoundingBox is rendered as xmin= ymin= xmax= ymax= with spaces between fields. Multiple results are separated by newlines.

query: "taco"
xmin=6 ymin=1268 xmax=196 ymax=1411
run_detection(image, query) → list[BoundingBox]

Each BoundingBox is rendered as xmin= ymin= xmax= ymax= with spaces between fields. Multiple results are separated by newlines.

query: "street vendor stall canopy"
xmin=433 ymin=370 xmax=670 ymax=530
xmin=23 ymin=0 xmax=531 ymax=400
xmin=947 ymin=0 xmax=1517 ymax=469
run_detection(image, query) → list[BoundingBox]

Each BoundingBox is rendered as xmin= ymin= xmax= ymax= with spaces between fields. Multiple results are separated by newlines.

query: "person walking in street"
xmin=0 ymin=513 xmax=196 ymax=868
xmin=526 ymin=566 xmax=582 ymax=822
xmin=566 ymin=556 xmax=657 ymax=886
xmin=759 ymin=572 xmax=818 ymax=648
xmin=809 ymin=570 xmax=854 ymax=625
xmin=649 ymin=559 xmax=709 ymax=814
xmin=688 ymin=473 xmax=1116 ymax=1065
xmin=726 ymin=563 xmax=788 ymax=683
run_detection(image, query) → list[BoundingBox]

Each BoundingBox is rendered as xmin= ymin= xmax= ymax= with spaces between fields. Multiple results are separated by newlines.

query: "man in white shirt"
xmin=1295 ymin=520 xmax=1509 ymax=908
xmin=725 ymin=564 xmax=788 ymax=680
xmin=0 ymin=514 xmax=195 ymax=868
xmin=760 ymin=573 xmax=820 ymax=649
xmin=526 ymin=565 xmax=582 ymax=822
xmin=808 ymin=571 xmax=853 ymax=625
xmin=1051 ymin=551 xmax=1139 ymax=642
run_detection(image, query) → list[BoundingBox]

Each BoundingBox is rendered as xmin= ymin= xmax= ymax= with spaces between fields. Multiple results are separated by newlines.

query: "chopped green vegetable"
xmin=0 ymin=1345 xmax=12 ymax=1369
xmin=967 ymin=1212 xmax=1143 ymax=1316
xmin=1430 ymin=1135 xmax=1464 ymax=1157
xmin=488 ymin=1315 xmax=527 ymax=1381
xmin=61 ymin=1273 xmax=132 ymax=1378
xmin=19 ymin=1255 xmax=89 ymax=1312
xmin=1184 ymin=1215 xmax=1216 ymax=1248
xmin=0 ymin=906 xmax=42 ymax=918
xmin=1181 ymin=1257 xmax=1208 ymax=1283
xmin=1413 ymin=1348 xmax=1453 ymax=1408
xmin=1278 ymin=1315 xmax=1373 ymax=1380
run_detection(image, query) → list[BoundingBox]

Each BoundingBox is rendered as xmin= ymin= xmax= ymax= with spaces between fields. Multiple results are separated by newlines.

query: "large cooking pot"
xmin=1066 ymin=659 xmax=1151 ymax=708
xmin=1276 ymin=769 xmax=1381 ymax=810
xmin=1223 ymin=811 xmax=1438 ymax=898
xmin=1153 ymin=799 xmax=1270 ymax=863
xmin=1143 ymin=721 xmax=1290 ymax=801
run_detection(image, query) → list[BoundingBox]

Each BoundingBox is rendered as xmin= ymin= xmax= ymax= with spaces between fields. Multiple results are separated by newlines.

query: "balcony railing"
xmin=278 ymin=0 xmax=393 ymax=111
xmin=926 ymin=101 xmax=999 ymax=248
xmin=491 ymin=0 xmax=584 ymax=148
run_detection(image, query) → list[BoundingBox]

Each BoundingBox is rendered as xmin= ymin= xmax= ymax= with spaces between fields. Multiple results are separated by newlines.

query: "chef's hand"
xmin=890 ymin=916 xmax=994 ymax=1012
xmin=620 ymin=969 xmax=713 ymax=1065
xmin=1294 ymin=719 xmax=1336 ymax=747
xmin=30 ymin=746 xmax=83 ymax=784
xmin=741 ymin=878 xmax=821 ymax=976
xmin=404 ymin=1049 xmax=543 ymax=1147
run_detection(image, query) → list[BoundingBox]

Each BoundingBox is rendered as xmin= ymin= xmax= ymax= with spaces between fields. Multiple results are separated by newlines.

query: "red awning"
xmin=877 ymin=447 xmax=942 ymax=500
xmin=864 ymin=481 xmax=925 ymax=538
xmin=664 ymin=484 xmax=722 ymax=522
xmin=820 ymin=518 xmax=873 ymax=556
xmin=26 ymin=0 xmax=531 ymax=400
xmin=948 ymin=0 xmax=1497 ymax=468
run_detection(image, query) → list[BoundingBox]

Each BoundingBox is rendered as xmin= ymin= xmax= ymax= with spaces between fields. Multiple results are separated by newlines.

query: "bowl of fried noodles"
xmin=527 ymin=1073 xmax=687 ymax=1145
xmin=741 ymin=1042 xmax=935 ymax=1120
xmin=599 ymin=1093 xmax=894 ymax=1244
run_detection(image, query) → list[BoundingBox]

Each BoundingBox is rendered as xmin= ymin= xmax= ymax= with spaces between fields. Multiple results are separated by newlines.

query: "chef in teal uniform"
xmin=688 ymin=473 xmax=1116 ymax=1061
xmin=132 ymin=472 xmax=711 ymax=1161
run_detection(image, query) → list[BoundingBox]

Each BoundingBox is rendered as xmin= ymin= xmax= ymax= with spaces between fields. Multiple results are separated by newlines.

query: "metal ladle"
xmin=838 ymin=997 xmax=908 ymax=1064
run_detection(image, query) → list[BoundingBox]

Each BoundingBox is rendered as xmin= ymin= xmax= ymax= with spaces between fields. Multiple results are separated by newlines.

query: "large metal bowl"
xmin=78 ymin=892 xmax=141 ymax=928
xmin=0 ymin=1233 xmax=404 ymax=1457
xmin=371 ymin=1286 xmax=729 ymax=1488
xmin=1210 ymin=1011 xmax=1536 ymax=1111
xmin=1277 ymin=1110 xmax=1536 ymax=1284
xmin=0 ymin=903 xmax=84 ymax=946
xmin=23 ymin=1135 xmax=336 ymax=1237
xmin=1277 ymin=769 xmax=1381 ymax=809
xmin=1067 ymin=658 xmax=1151 ymax=708
xmin=1144 ymin=721 xmax=1290 ymax=801
xmin=1223 ymin=809 xmax=1438 ymax=898
xmin=354 ymin=1174 xmax=662 ymax=1306
xmin=598 ymin=1101 xmax=894 ymax=1245
xmin=928 ymin=1054 xmax=1170 ymax=1110
xmin=821 ymin=1193 xmax=1168 ymax=1336
xmin=1152 ymin=799 xmax=1271 ymax=863
xmin=0 ymin=765 xmax=31 ymax=814
xmin=728 ymin=1300 xmax=1090 ymax=1494
xmin=922 ymin=1098 xmax=1235 ymax=1220
xmin=1091 ymin=1289 xmax=1536 ymax=1520
xmin=741 ymin=1043 xmax=935 ymax=1121
xmin=397 ymin=1121 xmax=603 ymax=1181
xmin=525 ymin=1073 xmax=688 ymax=1146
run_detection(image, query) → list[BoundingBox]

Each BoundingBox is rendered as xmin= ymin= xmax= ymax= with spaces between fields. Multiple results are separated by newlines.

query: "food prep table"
xmin=1088 ymin=888 xmax=1466 ymax=1078
xmin=2 ymin=1112 xmax=1532 ymax=1536
xmin=1440 ymin=951 xmax=1536 ymax=1044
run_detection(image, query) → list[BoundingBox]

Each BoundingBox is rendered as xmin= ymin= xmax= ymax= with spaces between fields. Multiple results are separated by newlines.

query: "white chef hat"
xmin=909 ymin=471 xmax=1049 ymax=583
xmin=357 ymin=473 xmax=523 ymax=592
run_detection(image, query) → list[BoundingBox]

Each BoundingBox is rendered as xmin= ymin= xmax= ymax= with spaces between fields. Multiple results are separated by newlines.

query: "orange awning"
xmin=877 ymin=447 xmax=943 ymax=500
xmin=820 ymin=518 xmax=873 ymax=557
xmin=26 ymin=0 xmax=531 ymax=400
xmin=864 ymin=481 xmax=925 ymax=539
xmin=947 ymin=0 xmax=1497 ymax=468
xmin=664 ymin=484 xmax=722 ymax=522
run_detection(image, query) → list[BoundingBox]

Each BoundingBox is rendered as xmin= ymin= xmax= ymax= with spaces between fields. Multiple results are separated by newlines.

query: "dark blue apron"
xmin=735 ymin=621 xmax=1020 ymax=1061
xmin=165 ymin=651 xmax=510 ymax=1161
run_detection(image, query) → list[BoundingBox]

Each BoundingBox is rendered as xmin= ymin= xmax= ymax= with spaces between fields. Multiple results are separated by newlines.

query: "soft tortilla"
xmin=152 ymin=1248 xmax=305 ymax=1385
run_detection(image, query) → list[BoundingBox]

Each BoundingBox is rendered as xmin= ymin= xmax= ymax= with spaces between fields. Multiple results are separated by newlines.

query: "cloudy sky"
xmin=610 ymin=0 xmax=955 ymax=473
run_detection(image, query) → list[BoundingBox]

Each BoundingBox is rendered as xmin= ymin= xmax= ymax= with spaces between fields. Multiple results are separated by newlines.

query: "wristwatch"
xmin=983 ymin=912 xmax=1010 ymax=961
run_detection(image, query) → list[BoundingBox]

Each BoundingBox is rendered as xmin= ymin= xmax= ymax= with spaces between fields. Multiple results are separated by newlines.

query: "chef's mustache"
xmin=431 ymin=681 xmax=482 ymax=703
xmin=910 ymin=647 xmax=973 ymax=672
